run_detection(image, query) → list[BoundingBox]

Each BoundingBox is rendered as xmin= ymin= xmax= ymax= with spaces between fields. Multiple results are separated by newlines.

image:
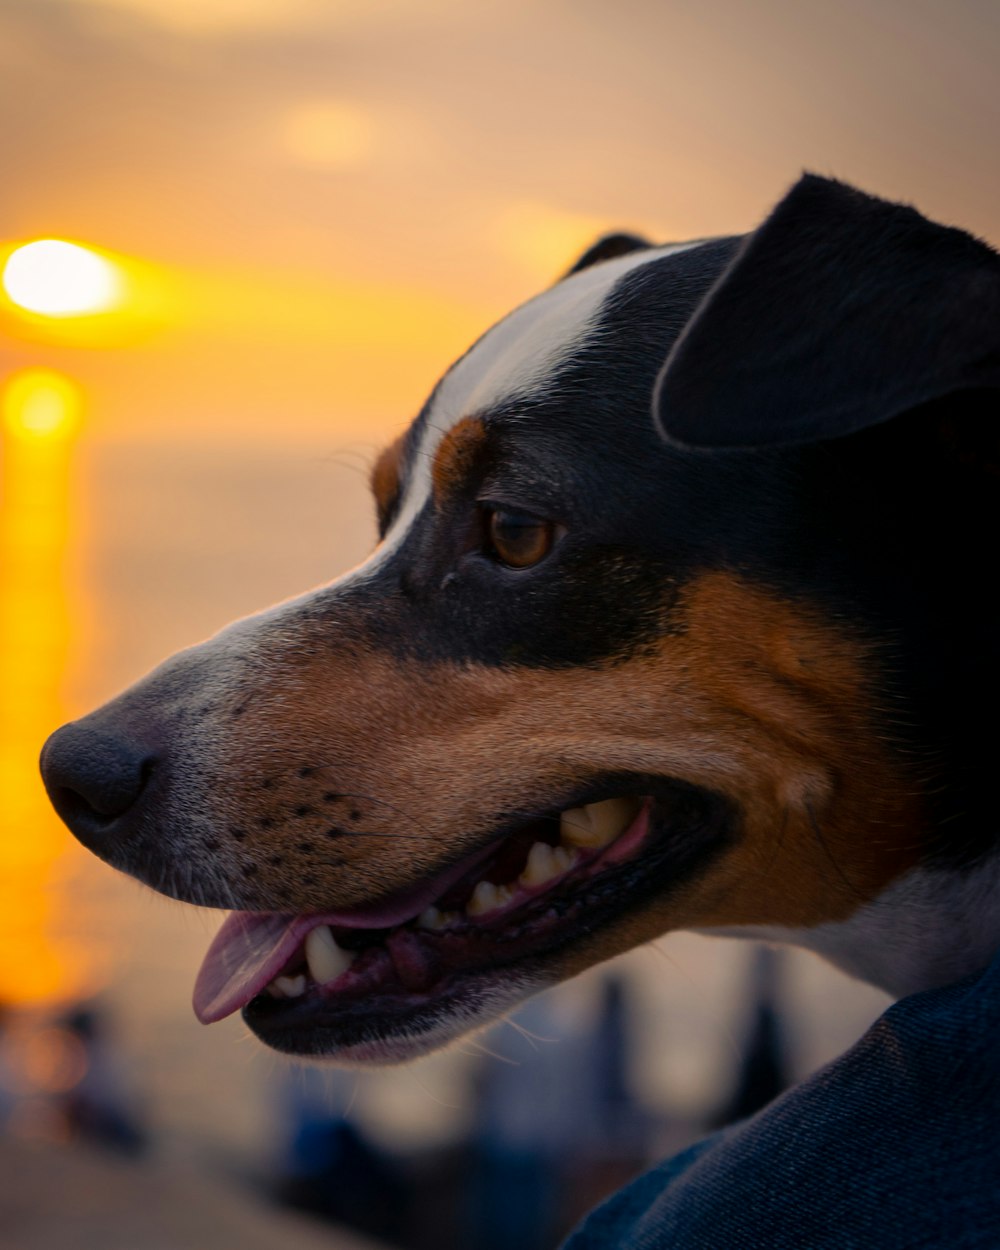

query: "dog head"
xmin=41 ymin=176 xmax=1000 ymax=1062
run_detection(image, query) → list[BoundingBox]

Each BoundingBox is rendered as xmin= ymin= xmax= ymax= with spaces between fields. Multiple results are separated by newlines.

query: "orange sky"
xmin=1 ymin=0 xmax=999 ymax=442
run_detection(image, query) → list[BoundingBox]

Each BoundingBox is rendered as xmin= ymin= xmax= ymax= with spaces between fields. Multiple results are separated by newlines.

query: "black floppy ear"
xmin=563 ymin=232 xmax=651 ymax=278
xmin=654 ymin=174 xmax=1000 ymax=448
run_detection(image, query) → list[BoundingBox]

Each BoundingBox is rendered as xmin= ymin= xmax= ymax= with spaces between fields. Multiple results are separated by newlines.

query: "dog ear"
xmin=654 ymin=174 xmax=1000 ymax=448
xmin=563 ymin=232 xmax=651 ymax=277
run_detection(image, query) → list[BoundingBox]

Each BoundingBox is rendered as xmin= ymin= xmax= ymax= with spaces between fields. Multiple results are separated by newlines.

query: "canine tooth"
xmin=467 ymin=881 xmax=501 ymax=916
xmin=560 ymin=797 xmax=637 ymax=849
xmin=304 ymin=925 xmax=355 ymax=984
xmin=521 ymin=842 xmax=559 ymax=887
xmin=273 ymin=974 xmax=307 ymax=997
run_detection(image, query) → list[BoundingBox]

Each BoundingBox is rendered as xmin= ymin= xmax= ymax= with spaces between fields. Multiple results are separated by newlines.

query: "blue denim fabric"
xmin=562 ymin=951 xmax=1000 ymax=1249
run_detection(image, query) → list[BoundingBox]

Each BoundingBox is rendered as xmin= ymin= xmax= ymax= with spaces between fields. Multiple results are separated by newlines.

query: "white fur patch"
xmin=218 ymin=240 xmax=700 ymax=629
xmin=700 ymin=858 xmax=1000 ymax=999
xmin=361 ymin=241 xmax=701 ymax=581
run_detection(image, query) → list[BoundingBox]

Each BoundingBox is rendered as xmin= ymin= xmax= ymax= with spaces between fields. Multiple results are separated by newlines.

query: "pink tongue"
xmin=193 ymin=901 xmax=419 ymax=1025
xmin=193 ymin=912 xmax=313 ymax=1024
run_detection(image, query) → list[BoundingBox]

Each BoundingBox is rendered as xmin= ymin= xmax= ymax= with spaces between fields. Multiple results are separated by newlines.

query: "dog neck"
xmin=708 ymin=854 xmax=1000 ymax=1000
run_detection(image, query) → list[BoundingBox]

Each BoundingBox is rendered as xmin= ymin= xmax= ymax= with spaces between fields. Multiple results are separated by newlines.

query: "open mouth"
xmin=194 ymin=784 xmax=719 ymax=1062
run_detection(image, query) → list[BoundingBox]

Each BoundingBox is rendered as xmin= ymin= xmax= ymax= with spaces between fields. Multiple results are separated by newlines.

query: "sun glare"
xmin=2 ymin=239 xmax=123 ymax=317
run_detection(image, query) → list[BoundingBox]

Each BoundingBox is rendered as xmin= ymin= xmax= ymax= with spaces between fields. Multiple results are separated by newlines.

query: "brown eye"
xmin=486 ymin=507 xmax=556 ymax=569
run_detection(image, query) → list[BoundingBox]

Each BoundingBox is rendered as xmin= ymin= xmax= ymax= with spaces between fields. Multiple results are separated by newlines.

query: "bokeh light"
xmin=2 ymin=240 xmax=122 ymax=317
xmin=18 ymin=1027 xmax=90 ymax=1095
xmin=280 ymin=99 xmax=375 ymax=167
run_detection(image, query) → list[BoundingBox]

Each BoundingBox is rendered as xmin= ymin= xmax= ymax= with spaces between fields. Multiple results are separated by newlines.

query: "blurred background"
xmin=0 ymin=1 xmax=997 ymax=1246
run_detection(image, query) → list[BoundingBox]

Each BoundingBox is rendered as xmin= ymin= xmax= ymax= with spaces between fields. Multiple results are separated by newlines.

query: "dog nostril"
xmin=40 ymin=722 xmax=157 ymax=844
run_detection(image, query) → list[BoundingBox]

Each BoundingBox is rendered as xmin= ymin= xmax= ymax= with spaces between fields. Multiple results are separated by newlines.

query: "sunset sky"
xmin=2 ymin=0 xmax=998 ymax=442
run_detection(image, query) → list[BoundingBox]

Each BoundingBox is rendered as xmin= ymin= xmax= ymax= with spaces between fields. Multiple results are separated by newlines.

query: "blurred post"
xmin=711 ymin=944 xmax=793 ymax=1128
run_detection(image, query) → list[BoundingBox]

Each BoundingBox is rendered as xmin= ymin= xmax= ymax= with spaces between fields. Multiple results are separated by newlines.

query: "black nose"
xmin=40 ymin=721 xmax=156 ymax=851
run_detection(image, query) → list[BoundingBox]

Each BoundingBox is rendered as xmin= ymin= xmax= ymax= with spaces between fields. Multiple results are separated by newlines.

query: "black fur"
xmin=356 ymin=179 xmax=998 ymax=868
xmin=562 ymin=231 xmax=652 ymax=276
xmin=654 ymin=174 xmax=1000 ymax=448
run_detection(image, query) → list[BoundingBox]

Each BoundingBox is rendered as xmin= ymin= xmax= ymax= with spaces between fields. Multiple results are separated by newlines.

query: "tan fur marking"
xmin=430 ymin=416 xmax=488 ymax=506
xmin=370 ymin=434 xmax=406 ymax=530
xmin=207 ymin=572 xmax=926 ymax=978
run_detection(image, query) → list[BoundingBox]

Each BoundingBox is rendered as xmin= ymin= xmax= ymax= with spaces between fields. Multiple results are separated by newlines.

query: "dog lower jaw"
xmin=243 ymin=967 xmax=550 ymax=1065
xmin=236 ymin=785 xmax=727 ymax=1062
xmin=238 ymin=803 xmax=656 ymax=1060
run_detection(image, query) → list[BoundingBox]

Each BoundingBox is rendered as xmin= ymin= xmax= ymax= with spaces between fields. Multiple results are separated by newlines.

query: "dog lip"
xmin=192 ymin=836 xmax=504 ymax=1024
xmin=195 ymin=789 xmax=664 ymax=1026
xmin=241 ymin=802 xmax=669 ymax=1059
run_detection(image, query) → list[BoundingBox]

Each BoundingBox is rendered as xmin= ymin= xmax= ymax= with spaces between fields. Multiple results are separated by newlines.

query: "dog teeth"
xmin=520 ymin=842 xmax=556 ymax=887
xmin=466 ymin=881 xmax=514 ymax=917
xmin=559 ymin=797 xmax=638 ymax=849
xmin=304 ymin=925 xmax=355 ymax=985
xmin=553 ymin=845 xmax=576 ymax=872
xmin=417 ymin=906 xmax=460 ymax=931
xmin=520 ymin=841 xmax=575 ymax=888
xmin=269 ymin=974 xmax=307 ymax=998
xmin=426 ymin=797 xmax=640 ymax=926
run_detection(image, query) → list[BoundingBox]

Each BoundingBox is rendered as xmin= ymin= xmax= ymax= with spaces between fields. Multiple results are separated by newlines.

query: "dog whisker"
xmin=504 ymin=1017 xmax=558 ymax=1049
xmin=459 ymin=1036 xmax=521 ymax=1067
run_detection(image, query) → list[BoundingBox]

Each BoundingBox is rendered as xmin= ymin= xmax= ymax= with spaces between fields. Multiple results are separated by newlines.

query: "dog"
xmin=41 ymin=175 xmax=999 ymax=1245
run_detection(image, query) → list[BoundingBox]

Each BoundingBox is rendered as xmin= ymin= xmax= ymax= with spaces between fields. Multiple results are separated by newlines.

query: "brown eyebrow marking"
xmin=370 ymin=433 xmax=406 ymax=533
xmin=431 ymin=416 xmax=489 ymax=506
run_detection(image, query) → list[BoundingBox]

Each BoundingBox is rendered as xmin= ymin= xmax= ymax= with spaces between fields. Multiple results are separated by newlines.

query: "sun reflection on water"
xmin=0 ymin=368 xmax=97 ymax=1006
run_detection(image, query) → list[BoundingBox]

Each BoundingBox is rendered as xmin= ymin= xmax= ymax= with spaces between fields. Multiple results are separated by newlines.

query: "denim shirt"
xmin=562 ymin=951 xmax=1000 ymax=1249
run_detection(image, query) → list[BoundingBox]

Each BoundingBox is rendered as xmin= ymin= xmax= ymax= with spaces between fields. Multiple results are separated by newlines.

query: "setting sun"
xmin=2 ymin=239 xmax=123 ymax=317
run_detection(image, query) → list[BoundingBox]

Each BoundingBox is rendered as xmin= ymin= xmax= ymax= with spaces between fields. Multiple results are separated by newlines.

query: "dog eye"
xmin=485 ymin=507 xmax=556 ymax=569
